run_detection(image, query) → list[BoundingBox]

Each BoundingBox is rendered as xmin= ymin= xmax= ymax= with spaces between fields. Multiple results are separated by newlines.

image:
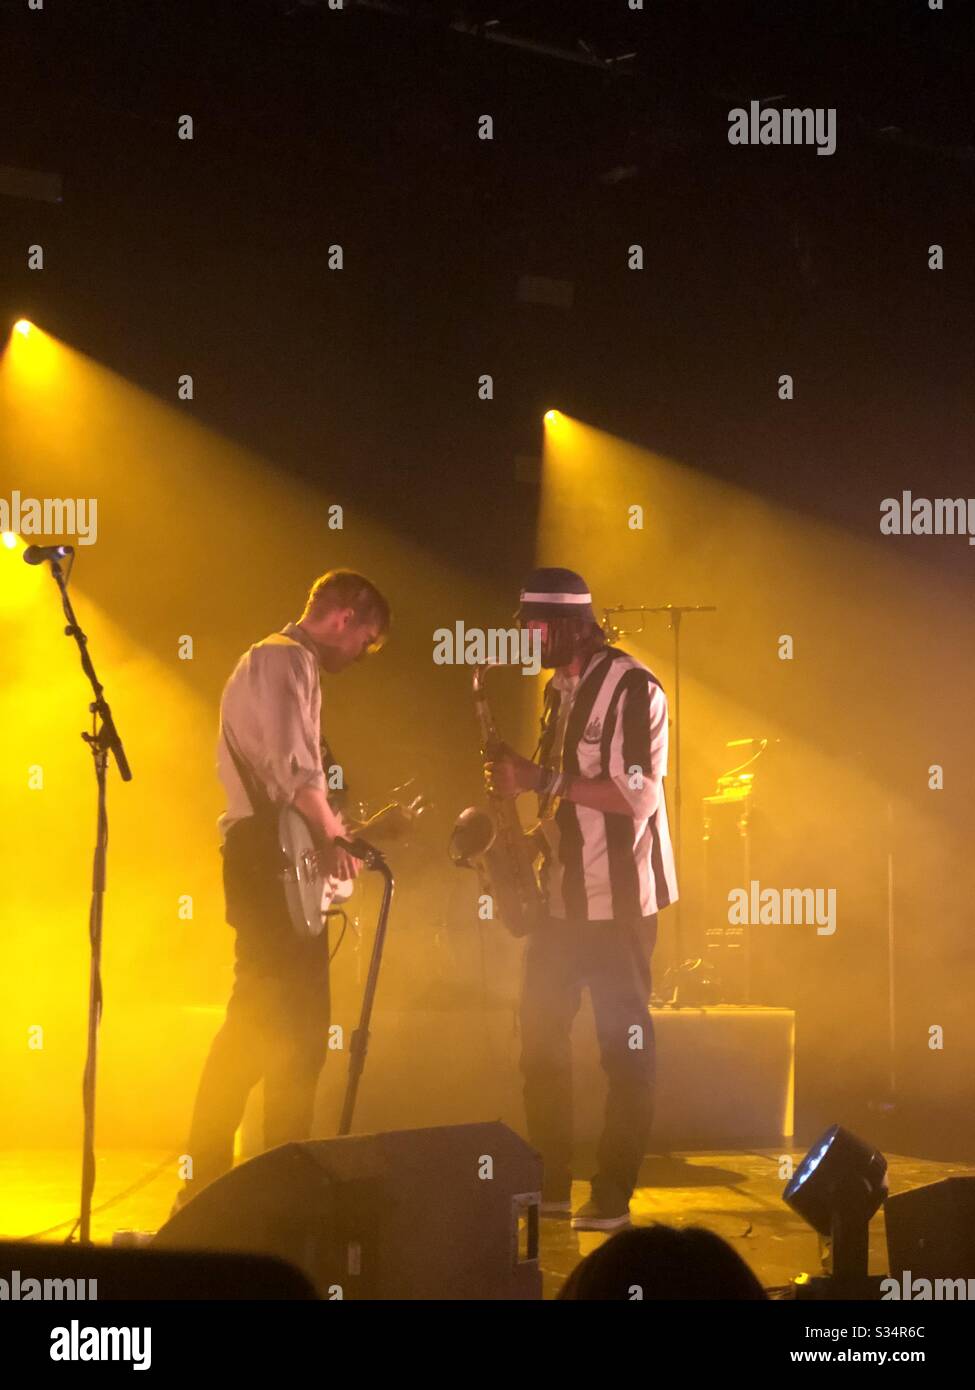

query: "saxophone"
xmin=466 ymin=663 xmax=544 ymax=937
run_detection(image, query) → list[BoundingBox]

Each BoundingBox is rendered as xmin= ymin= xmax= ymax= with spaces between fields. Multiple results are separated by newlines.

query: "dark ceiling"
xmin=2 ymin=0 xmax=972 ymax=580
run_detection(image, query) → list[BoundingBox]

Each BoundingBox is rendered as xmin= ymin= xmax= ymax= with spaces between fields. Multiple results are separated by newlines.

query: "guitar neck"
xmin=349 ymin=803 xmax=396 ymax=837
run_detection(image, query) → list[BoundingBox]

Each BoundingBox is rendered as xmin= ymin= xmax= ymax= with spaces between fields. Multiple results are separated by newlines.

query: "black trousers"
xmin=185 ymin=816 xmax=331 ymax=1193
xmin=519 ymin=914 xmax=657 ymax=1208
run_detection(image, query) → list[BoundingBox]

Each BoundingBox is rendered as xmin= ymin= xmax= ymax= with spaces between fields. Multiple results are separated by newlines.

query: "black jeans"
xmin=519 ymin=914 xmax=657 ymax=1208
xmin=185 ymin=816 xmax=331 ymax=1193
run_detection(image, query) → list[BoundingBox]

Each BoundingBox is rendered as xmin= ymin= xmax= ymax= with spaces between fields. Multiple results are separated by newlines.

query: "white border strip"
xmin=520 ymin=590 xmax=592 ymax=604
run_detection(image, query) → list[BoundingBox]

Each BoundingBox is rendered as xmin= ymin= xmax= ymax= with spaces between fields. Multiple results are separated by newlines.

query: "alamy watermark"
xmin=433 ymin=623 xmax=541 ymax=675
xmin=880 ymin=492 xmax=975 ymax=545
xmin=0 ymin=490 xmax=98 ymax=545
xmin=881 ymin=1271 xmax=975 ymax=1300
xmin=728 ymin=101 xmax=836 ymax=156
xmin=728 ymin=881 xmax=836 ymax=936
xmin=50 ymin=1321 xmax=150 ymax=1370
xmin=1 ymin=1268 xmax=97 ymax=1300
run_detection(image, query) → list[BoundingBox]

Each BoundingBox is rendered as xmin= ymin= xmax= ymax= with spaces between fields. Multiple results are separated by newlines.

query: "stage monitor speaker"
xmin=0 ymin=1240 xmax=315 ymax=1300
xmin=153 ymin=1120 xmax=542 ymax=1300
xmin=885 ymin=1177 xmax=975 ymax=1280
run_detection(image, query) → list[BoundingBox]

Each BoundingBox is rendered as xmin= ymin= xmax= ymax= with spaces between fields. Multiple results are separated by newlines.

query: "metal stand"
xmin=335 ymin=836 xmax=395 ymax=1136
xmin=866 ymin=798 xmax=898 ymax=1125
xmin=885 ymin=799 xmax=897 ymax=1103
xmin=40 ymin=555 xmax=132 ymax=1244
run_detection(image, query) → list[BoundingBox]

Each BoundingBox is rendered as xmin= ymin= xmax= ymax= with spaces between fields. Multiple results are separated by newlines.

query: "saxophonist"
xmin=484 ymin=567 xmax=678 ymax=1231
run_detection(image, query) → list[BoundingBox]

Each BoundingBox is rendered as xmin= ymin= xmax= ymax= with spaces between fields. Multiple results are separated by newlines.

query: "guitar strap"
xmin=223 ymin=726 xmax=277 ymax=829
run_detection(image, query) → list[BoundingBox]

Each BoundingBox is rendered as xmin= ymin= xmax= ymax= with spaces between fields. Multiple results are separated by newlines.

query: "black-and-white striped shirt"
xmin=535 ymin=646 xmax=678 ymax=922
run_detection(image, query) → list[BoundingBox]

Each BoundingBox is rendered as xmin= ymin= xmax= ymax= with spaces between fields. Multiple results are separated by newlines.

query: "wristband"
xmin=539 ymin=770 xmax=568 ymax=799
xmin=535 ymin=766 xmax=556 ymax=796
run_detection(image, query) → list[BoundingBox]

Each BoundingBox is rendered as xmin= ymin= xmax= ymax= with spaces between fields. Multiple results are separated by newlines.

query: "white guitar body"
xmin=277 ymin=804 xmax=330 ymax=939
xmin=323 ymin=874 xmax=355 ymax=913
xmin=278 ymin=790 xmax=428 ymax=939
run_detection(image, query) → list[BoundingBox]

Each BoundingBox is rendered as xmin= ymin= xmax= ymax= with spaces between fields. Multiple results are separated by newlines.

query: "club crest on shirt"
xmin=582 ymin=717 xmax=602 ymax=744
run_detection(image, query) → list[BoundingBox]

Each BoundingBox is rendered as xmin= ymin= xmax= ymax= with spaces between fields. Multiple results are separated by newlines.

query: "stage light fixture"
xmin=784 ymin=1124 xmax=888 ymax=1295
xmin=13 ymin=319 xmax=32 ymax=336
xmin=544 ymin=410 xmax=558 ymax=423
xmin=2 ymin=532 xmax=18 ymax=549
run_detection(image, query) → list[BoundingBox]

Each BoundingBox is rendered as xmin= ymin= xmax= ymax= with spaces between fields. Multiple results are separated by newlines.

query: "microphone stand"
xmin=602 ymin=603 xmax=715 ymax=980
xmin=40 ymin=554 xmax=132 ymax=1245
xmin=335 ymin=837 xmax=395 ymax=1136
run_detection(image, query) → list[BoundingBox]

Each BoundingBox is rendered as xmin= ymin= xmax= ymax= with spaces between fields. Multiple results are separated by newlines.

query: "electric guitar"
xmin=278 ymin=788 xmax=428 ymax=939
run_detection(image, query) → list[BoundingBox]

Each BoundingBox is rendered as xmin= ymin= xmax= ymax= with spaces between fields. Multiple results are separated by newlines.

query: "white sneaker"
xmin=570 ymin=1198 xmax=632 ymax=1232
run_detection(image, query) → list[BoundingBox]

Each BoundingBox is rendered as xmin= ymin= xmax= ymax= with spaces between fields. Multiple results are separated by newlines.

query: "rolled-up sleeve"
xmin=607 ymin=672 xmax=669 ymax=820
xmin=248 ymin=644 xmax=326 ymax=805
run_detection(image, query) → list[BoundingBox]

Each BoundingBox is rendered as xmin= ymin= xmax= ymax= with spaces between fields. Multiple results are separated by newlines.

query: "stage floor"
xmin=2 ymin=1148 xmax=972 ymax=1298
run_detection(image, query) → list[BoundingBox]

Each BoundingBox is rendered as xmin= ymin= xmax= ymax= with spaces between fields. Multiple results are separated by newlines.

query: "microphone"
xmin=23 ymin=544 xmax=74 ymax=565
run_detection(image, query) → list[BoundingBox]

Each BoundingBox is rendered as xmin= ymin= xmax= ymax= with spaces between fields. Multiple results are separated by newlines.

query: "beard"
xmin=541 ymin=639 xmax=573 ymax=668
xmin=541 ymin=618 xmax=595 ymax=669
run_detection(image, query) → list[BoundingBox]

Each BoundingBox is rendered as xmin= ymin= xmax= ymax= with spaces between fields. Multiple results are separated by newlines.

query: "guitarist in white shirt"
xmin=176 ymin=569 xmax=390 ymax=1207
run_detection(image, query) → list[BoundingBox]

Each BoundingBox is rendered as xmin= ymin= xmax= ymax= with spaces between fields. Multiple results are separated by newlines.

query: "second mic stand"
xmin=335 ymin=837 xmax=395 ymax=1136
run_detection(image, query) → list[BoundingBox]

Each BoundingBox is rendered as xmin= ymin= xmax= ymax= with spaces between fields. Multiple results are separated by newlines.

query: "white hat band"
xmin=520 ymin=590 xmax=593 ymax=605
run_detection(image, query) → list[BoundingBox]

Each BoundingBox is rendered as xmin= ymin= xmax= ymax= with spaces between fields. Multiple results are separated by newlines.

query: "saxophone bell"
xmin=448 ymin=806 xmax=496 ymax=867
